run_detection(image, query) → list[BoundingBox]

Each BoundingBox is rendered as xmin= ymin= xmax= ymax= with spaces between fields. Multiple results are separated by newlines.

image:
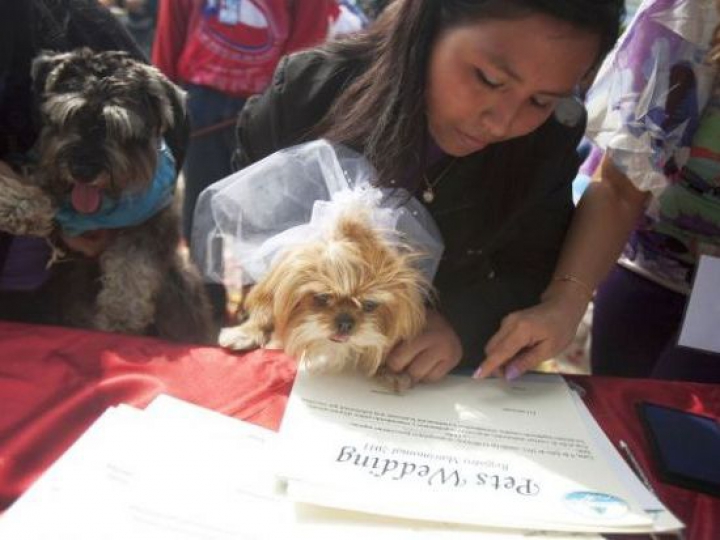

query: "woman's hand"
xmin=385 ymin=309 xmax=463 ymax=383
xmin=476 ymin=155 xmax=649 ymax=382
xmin=476 ymin=282 xmax=590 ymax=381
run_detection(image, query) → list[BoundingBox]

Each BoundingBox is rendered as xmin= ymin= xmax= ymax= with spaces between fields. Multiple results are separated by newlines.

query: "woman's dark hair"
xmin=318 ymin=0 xmax=624 ymax=191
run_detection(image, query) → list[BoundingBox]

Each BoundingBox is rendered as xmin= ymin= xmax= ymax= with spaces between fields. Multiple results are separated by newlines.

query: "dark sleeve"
xmin=445 ymin=121 xmax=584 ymax=367
xmin=234 ymin=55 xmax=294 ymax=169
xmin=234 ymin=50 xmax=356 ymax=169
xmin=491 ymin=117 xmax=584 ymax=275
xmin=459 ymin=183 xmax=576 ymax=357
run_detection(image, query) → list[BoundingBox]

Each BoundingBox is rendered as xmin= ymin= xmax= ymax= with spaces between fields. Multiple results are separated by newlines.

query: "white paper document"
xmin=678 ymin=254 xmax=720 ymax=354
xmin=0 ymin=399 xmax=283 ymax=540
xmin=0 ymin=394 xmax=606 ymax=539
xmin=277 ymin=370 xmax=683 ymax=535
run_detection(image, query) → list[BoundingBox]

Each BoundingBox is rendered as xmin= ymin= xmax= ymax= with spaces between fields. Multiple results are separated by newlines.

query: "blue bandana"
xmin=55 ymin=141 xmax=177 ymax=237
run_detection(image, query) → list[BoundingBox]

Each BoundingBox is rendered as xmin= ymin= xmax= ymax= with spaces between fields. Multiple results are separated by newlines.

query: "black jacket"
xmin=236 ymin=50 xmax=585 ymax=364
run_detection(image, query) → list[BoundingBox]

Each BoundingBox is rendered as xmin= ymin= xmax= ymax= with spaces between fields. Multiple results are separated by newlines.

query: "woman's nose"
xmin=480 ymin=97 xmax=519 ymax=140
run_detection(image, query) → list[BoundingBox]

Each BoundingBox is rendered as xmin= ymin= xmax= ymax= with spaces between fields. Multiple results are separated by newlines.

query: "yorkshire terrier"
xmin=0 ymin=48 xmax=216 ymax=343
xmin=220 ymin=212 xmax=430 ymax=389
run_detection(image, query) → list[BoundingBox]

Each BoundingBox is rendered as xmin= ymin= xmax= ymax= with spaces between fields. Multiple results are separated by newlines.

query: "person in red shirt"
xmin=152 ymin=0 xmax=332 ymax=244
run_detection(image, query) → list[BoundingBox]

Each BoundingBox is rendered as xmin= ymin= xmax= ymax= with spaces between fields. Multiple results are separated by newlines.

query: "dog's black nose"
xmin=68 ymin=160 xmax=103 ymax=183
xmin=334 ymin=313 xmax=355 ymax=335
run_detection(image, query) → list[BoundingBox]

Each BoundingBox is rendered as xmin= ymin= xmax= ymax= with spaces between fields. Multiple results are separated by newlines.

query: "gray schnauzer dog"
xmin=0 ymin=48 xmax=216 ymax=344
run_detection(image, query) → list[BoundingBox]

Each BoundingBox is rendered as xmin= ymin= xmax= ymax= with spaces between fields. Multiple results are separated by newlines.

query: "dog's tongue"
xmin=71 ymin=184 xmax=102 ymax=214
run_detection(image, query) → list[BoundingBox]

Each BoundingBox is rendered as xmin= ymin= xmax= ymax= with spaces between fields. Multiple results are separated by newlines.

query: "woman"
xmin=232 ymin=0 xmax=624 ymax=383
xmin=480 ymin=0 xmax=720 ymax=384
xmin=0 ymin=0 xmax=187 ymax=323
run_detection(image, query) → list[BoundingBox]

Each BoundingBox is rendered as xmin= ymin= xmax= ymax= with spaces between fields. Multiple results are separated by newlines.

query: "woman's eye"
xmin=475 ymin=68 xmax=502 ymax=89
xmin=314 ymin=294 xmax=331 ymax=307
xmin=530 ymin=97 xmax=555 ymax=110
xmin=361 ymin=300 xmax=379 ymax=313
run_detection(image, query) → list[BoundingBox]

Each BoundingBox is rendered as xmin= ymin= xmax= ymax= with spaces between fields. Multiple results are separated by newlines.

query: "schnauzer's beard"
xmin=37 ymin=129 xmax=158 ymax=205
xmin=257 ymin=216 xmax=429 ymax=376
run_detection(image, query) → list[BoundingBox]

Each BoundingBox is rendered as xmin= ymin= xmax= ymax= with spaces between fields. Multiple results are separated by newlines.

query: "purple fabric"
xmin=591 ymin=265 xmax=720 ymax=383
xmin=0 ymin=236 xmax=50 ymax=291
xmin=578 ymin=144 xmax=602 ymax=177
xmin=584 ymin=0 xmax=720 ymax=291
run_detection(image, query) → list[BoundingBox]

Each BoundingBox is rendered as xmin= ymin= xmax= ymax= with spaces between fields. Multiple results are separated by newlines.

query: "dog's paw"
xmin=374 ymin=366 xmax=415 ymax=394
xmin=219 ymin=325 xmax=267 ymax=351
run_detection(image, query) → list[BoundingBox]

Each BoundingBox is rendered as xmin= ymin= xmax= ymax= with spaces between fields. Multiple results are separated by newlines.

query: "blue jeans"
xmin=182 ymin=84 xmax=246 ymax=243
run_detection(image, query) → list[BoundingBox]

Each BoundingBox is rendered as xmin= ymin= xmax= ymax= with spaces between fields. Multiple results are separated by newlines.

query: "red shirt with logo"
xmin=153 ymin=0 xmax=332 ymax=97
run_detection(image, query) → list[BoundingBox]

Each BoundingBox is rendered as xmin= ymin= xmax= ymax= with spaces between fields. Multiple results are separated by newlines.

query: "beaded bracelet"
xmin=552 ymin=274 xmax=594 ymax=301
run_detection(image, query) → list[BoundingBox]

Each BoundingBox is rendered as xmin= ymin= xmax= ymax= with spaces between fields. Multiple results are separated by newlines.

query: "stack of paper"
xmin=0 ymin=373 xmax=683 ymax=539
xmin=278 ymin=371 xmax=684 ymax=536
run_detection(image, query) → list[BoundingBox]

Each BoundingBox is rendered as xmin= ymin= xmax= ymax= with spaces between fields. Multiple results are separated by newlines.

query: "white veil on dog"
xmin=191 ymin=139 xmax=445 ymax=296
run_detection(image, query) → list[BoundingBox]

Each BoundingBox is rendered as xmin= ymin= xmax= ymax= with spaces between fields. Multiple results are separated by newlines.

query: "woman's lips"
xmin=457 ymin=129 xmax=489 ymax=152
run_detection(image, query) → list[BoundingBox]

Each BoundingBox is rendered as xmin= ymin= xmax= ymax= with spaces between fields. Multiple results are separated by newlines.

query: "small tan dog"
xmin=220 ymin=212 xmax=430 ymax=388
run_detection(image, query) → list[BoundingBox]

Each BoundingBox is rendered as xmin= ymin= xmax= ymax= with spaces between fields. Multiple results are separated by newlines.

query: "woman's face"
xmin=426 ymin=14 xmax=600 ymax=156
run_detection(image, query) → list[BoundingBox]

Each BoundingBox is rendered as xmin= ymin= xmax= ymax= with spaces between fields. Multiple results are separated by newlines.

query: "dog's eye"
xmin=361 ymin=300 xmax=379 ymax=313
xmin=314 ymin=293 xmax=331 ymax=307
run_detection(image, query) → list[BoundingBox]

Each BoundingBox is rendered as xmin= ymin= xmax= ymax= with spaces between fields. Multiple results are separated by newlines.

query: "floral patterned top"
xmin=585 ymin=0 xmax=720 ymax=293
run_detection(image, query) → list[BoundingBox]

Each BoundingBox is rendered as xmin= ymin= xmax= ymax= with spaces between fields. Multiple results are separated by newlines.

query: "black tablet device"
xmin=637 ymin=401 xmax=720 ymax=498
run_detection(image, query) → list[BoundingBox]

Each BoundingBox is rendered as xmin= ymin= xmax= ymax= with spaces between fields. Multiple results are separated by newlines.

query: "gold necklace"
xmin=422 ymin=158 xmax=457 ymax=203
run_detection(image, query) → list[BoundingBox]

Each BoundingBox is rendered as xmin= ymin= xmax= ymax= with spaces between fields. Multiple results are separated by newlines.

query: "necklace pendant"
xmin=422 ymin=188 xmax=435 ymax=203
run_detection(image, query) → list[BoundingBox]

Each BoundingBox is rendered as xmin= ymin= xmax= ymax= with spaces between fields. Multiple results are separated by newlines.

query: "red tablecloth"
xmin=0 ymin=321 xmax=718 ymax=539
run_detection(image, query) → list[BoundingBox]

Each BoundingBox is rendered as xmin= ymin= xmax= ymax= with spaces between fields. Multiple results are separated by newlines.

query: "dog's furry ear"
xmin=244 ymin=251 xmax=305 ymax=334
xmin=138 ymin=64 xmax=187 ymax=133
xmin=162 ymin=77 xmax=188 ymax=125
xmin=31 ymin=50 xmax=74 ymax=97
xmin=334 ymin=213 xmax=383 ymax=252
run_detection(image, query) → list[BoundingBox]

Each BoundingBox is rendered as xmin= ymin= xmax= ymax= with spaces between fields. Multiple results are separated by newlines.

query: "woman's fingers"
xmin=404 ymin=349 xmax=444 ymax=382
xmin=475 ymin=311 xmax=559 ymax=380
xmin=484 ymin=314 xmax=516 ymax=353
xmin=386 ymin=309 xmax=463 ymax=383
xmin=476 ymin=316 xmax=536 ymax=379
xmin=475 ymin=340 xmax=549 ymax=381
xmin=385 ymin=339 xmax=421 ymax=373
xmin=475 ymin=296 xmax=584 ymax=381
xmin=503 ymin=341 xmax=552 ymax=380
xmin=386 ymin=339 xmax=458 ymax=383
xmin=424 ymin=357 xmax=457 ymax=382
